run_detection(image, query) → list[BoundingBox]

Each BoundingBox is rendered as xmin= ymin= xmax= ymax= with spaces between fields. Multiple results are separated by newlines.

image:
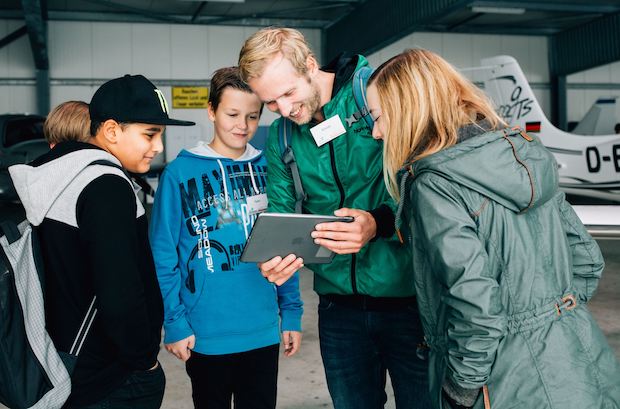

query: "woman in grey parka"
xmin=365 ymin=48 xmax=620 ymax=409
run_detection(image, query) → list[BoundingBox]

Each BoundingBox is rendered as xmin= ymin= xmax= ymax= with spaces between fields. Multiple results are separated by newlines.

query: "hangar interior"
xmin=1 ymin=0 xmax=620 ymax=157
xmin=0 ymin=1 xmax=619 ymax=409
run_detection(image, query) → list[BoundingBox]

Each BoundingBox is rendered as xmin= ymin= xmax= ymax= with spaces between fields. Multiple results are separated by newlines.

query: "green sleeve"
xmin=265 ymin=120 xmax=297 ymax=214
xmin=411 ymin=173 xmax=506 ymax=389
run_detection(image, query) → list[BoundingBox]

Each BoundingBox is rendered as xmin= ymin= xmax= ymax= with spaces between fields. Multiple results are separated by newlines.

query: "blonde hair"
xmin=238 ymin=27 xmax=315 ymax=82
xmin=44 ymin=100 xmax=91 ymax=145
xmin=369 ymin=49 xmax=505 ymax=200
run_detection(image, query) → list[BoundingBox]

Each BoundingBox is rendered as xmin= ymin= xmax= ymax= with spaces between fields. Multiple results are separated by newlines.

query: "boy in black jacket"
xmin=10 ymin=75 xmax=194 ymax=408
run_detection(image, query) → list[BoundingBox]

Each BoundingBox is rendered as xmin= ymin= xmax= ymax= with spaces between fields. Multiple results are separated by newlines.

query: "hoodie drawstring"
xmin=216 ymin=159 xmax=229 ymax=209
xmin=247 ymin=162 xmax=260 ymax=195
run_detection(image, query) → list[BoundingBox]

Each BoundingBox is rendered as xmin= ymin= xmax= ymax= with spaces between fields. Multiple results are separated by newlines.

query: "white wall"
xmin=567 ymin=62 xmax=620 ymax=129
xmin=366 ymin=32 xmax=551 ymax=119
xmin=0 ymin=20 xmax=322 ymax=161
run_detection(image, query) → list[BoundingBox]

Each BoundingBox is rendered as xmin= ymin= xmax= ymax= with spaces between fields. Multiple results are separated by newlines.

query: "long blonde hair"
xmin=368 ymin=49 xmax=505 ymax=200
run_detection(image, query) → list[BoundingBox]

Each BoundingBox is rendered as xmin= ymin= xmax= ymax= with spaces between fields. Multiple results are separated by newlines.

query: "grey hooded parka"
xmin=397 ymin=127 xmax=620 ymax=409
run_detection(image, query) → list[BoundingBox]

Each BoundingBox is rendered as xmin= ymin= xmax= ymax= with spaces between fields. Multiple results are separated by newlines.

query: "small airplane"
xmin=474 ymin=55 xmax=620 ymax=203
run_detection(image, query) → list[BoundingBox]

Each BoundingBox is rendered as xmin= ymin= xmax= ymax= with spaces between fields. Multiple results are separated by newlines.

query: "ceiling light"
xmin=471 ymin=6 xmax=526 ymax=14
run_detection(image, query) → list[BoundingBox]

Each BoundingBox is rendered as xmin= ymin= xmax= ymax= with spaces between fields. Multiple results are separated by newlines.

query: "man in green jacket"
xmin=239 ymin=28 xmax=430 ymax=409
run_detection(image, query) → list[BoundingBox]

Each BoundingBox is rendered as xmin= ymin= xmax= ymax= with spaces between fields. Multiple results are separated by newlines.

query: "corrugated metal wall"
xmin=552 ymin=12 xmax=620 ymax=76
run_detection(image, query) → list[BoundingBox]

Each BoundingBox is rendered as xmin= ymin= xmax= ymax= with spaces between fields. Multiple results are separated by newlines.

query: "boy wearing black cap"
xmin=10 ymin=74 xmax=194 ymax=409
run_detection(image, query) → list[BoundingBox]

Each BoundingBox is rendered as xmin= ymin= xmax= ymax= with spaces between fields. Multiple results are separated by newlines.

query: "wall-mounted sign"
xmin=172 ymin=86 xmax=209 ymax=109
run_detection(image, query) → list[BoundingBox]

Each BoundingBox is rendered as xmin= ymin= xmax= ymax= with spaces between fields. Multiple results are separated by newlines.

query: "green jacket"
xmin=265 ymin=55 xmax=413 ymax=297
xmin=399 ymin=127 xmax=620 ymax=408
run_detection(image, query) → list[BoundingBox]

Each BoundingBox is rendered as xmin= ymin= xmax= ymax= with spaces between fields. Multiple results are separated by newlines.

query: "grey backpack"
xmin=0 ymin=159 xmax=119 ymax=409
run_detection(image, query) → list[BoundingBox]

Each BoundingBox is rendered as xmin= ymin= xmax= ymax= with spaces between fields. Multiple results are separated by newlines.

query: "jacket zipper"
xmin=328 ymin=141 xmax=345 ymax=208
xmin=351 ymin=254 xmax=358 ymax=293
xmin=327 ymin=140 xmax=357 ymax=294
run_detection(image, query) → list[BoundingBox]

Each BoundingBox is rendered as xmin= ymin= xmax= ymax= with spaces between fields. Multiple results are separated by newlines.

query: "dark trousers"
xmin=185 ymin=343 xmax=279 ymax=409
xmin=65 ymin=363 xmax=165 ymax=409
xmin=318 ymin=295 xmax=432 ymax=409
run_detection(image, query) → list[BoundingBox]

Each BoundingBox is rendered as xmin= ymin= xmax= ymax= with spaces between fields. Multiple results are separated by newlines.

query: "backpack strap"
xmin=0 ymin=221 xmax=20 ymax=244
xmin=89 ymin=159 xmax=154 ymax=198
xmin=278 ymin=118 xmax=307 ymax=214
xmin=347 ymin=66 xmax=375 ymax=130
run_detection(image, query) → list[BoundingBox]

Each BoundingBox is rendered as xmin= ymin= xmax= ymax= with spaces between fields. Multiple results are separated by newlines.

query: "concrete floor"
xmin=0 ymin=202 xmax=618 ymax=409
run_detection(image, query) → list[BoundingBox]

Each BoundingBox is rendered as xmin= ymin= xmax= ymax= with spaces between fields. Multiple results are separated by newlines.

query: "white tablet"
xmin=240 ymin=212 xmax=354 ymax=264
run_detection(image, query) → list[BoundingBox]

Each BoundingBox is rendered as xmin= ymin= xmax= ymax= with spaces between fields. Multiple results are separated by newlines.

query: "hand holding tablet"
xmin=312 ymin=207 xmax=378 ymax=254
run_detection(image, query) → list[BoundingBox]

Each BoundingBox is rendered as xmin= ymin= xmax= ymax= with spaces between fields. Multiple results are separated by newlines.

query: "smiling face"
xmin=247 ymin=53 xmax=321 ymax=125
xmin=111 ymin=122 xmax=164 ymax=173
xmin=208 ymin=88 xmax=262 ymax=159
xmin=366 ymin=83 xmax=386 ymax=140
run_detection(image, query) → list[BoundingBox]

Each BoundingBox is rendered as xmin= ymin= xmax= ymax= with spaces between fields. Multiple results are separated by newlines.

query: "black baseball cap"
xmin=90 ymin=74 xmax=195 ymax=126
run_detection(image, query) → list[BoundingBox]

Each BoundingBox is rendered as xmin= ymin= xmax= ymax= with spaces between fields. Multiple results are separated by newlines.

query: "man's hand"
xmin=165 ymin=335 xmax=195 ymax=362
xmin=311 ymin=208 xmax=377 ymax=254
xmin=258 ymin=254 xmax=304 ymax=286
xmin=282 ymin=331 xmax=302 ymax=357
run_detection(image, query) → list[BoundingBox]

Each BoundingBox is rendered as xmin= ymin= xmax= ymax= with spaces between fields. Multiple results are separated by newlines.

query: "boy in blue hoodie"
xmin=150 ymin=67 xmax=303 ymax=409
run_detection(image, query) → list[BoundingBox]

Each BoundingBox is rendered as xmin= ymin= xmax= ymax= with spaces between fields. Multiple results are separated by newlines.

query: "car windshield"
xmin=4 ymin=117 xmax=45 ymax=148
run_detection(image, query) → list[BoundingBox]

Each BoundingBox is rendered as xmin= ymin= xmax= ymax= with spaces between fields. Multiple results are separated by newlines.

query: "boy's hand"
xmin=165 ymin=335 xmax=195 ymax=362
xmin=282 ymin=331 xmax=302 ymax=357
xmin=258 ymin=254 xmax=304 ymax=286
xmin=312 ymin=208 xmax=377 ymax=254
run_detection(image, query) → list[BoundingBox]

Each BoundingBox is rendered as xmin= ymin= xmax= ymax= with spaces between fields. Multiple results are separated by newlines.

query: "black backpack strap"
xmin=0 ymin=221 xmax=21 ymax=244
xmin=88 ymin=159 xmax=124 ymax=173
xmin=88 ymin=159 xmax=154 ymax=198
xmin=278 ymin=118 xmax=307 ymax=214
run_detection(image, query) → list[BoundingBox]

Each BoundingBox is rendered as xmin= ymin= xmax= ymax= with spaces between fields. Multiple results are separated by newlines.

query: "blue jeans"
xmin=318 ymin=295 xmax=431 ymax=409
xmin=66 ymin=363 xmax=166 ymax=409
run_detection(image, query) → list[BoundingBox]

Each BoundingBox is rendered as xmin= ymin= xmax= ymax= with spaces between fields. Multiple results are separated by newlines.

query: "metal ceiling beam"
xmin=468 ymin=1 xmax=620 ymax=14
xmin=0 ymin=25 xmax=27 ymax=49
xmin=21 ymin=0 xmax=48 ymax=69
xmin=324 ymin=0 xmax=470 ymax=61
xmin=552 ymin=12 xmax=620 ymax=76
xmin=191 ymin=1 xmax=207 ymax=23
xmin=80 ymin=0 xmax=188 ymax=24
xmin=21 ymin=0 xmax=50 ymax=115
xmin=435 ymin=24 xmax=558 ymax=35
xmin=22 ymin=11 xmax=330 ymax=28
xmin=202 ymin=3 xmax=352 ymax=25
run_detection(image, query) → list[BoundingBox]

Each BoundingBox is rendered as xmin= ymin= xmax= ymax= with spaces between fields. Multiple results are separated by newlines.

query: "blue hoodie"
xmin=150 ymin=142 xmax=303 ymax=355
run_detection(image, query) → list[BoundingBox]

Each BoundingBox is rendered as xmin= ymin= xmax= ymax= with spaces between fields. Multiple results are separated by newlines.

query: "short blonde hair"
xmin=238 ymin=27 xmax=315 ymax=82
xmin=369 ymin=48 xmax=505 ymax=200
xmin=44 ymin=100 xmax=91 ymax=145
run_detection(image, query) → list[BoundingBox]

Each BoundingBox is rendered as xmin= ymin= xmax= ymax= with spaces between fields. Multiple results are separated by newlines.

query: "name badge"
xmin=310 ymin=115 xmax=346 ymax=147
xmin=247 ymin=193 xmax=268 ymax=215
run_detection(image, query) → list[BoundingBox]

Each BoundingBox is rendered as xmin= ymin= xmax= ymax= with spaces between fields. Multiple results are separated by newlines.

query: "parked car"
xmin=0 ymin=114 xmax=49 ymax=202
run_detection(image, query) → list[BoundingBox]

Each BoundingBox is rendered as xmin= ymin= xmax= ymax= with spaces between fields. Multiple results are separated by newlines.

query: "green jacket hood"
xmin=406 ymin=127 xmax=559 ymax=213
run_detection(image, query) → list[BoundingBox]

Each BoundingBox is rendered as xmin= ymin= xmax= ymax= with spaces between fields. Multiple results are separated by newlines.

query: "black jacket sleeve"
xmin=77 ymin=174 xmax=156 ymax=370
